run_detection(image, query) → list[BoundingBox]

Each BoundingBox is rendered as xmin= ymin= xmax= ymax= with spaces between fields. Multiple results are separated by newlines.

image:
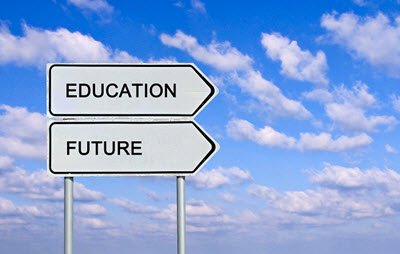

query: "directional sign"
xmin=47 ymin=64 xmax=217 ymax=117
xmin=48 ymin=121 xmax=218 ymax=175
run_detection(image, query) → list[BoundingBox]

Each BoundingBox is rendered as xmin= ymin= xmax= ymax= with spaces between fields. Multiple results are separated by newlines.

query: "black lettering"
xmin=66 ymin=83 xmax=77 ymax=98
xmin=131 ymin=141 xmax=142 ymax=155
xmin=150 ymin=83 xmax=163 ymax=97
xmin=92 ymin=141 xmax=102 ymax=155
xmin=106 ymin=83 xmax=118 ymax=97
xmin=119 ymin=83 xmax=132 ymax=98
xmin=66 ymin=141 xmax=76 ymax=155
xmin=79 ymin=83 xmax=91 ymax=97
xmin=104 ymin=141 xmax=115 ymax=155
xmin=131 ymin=83 xmax=143 ymax=98
xmin=118 ymin=141 xmax=130 ymax=155
xmin=93 ymin=83 xmax=104 ymax=98
xmin=165 ymin=83 xmax=176 ymax=97
xmin=78 ymin=141 xmax=90 ymax=155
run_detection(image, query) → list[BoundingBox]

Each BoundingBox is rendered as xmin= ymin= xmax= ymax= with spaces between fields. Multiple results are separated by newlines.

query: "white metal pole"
xmin=64 ymin=177 xmax=73 ymax=254
xmin=177 ymin=176 xmax=186 ymax=254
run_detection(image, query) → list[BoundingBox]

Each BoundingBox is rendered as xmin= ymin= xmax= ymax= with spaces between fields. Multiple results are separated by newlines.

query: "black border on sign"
xmin=48 ymin=121 xmax=217 ymax=175
xmin=48 ymin=64 xmax=216 ymax=117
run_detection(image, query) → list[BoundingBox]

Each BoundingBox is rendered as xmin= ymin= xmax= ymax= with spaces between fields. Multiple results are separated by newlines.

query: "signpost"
xmin=47 ymin=63 xmax=219 ymax=254
xmin=48 ymin=64 xmax=216 ymax=117
xmin=49 ymin=121 xmax=217 ymax=175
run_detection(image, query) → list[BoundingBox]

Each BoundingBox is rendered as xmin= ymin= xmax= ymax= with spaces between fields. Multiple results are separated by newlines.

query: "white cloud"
xmin=385 ymin=144 xmax=397 ymax=154
xmin=174 ymin=1 xmax=184 ymax=8
xmin=75 ymin=182 xmax=104 ymax=201
xmin=191 ymin=0 xmax=206 ymax=14
xmin=67 ymin=0 xmax=113 ymax=14
xmin=303 ymin=88 xmax=333 ymax=102
xmin=0 ymin=197 xmax=58 ymax=218
xmin=142 ymin=189 xmax=167 ymax=202
xmin=219 ymin=192 xmax=236 ymax=202
xmin=189 ymin=166 xmax=252 ymax=189
xmin=249 ymin=170 xmax=395 ymax=219
xmin=110 ymin=198 xmax=159 ymax=214
xmin=77 ymin=217 xmax=113 ymax=229
xmin=298 ymin=132 xmax=372 ymax=152
xmin=321 ymin=12 xmax=400 ymax=75
xmin=0 ymin=105 xmax=46 ymax=159
xmin=227 ymin=118 xmax=296 ymax=149
xmin=227 ymin=118 xmax=371 ymax=151
xmin=0 ymin=24 xmax=139 ymax=67
xmin=186 ymin=200 xmax=221 ymax=216
xmin=0 ymin=105 xmax=45 ymax=142
xmin=0 ymin=137 xmax=46 ymax=160
xmin=325 ymin=102 xmax=396 ymax=132
xmin=391 ymin=94 xmax=400 ymax=112
xmin=305 ymin=83 xmax=375 ymax=106
xmin=0 ymin=156 xmax=13 ymax=170
xmin=231 ymin=70 xmax=312 ymax=119
xmin=160 ymin=30 xmax=252 ymax=71
xmin=160 ymin=30 xmax=311 ymax=119
xmin=310 ymin=164 xmax=400 ymax=196
xmin=353 ymin=0 xmax=367 ymax=6
xmin=304 ymin=84 xmax=397 ymax=132
xmin=112 ymin=197 xmax=235 ymax=233
xmin=76 ymin=204 xmax=107 ymax=216
xmin=0 ymin=162 xmax=103 ymax=202
xmin=248 ymin=184 xmax=279 ymax=201
xmin=261 ymin=32 xmax=328 ymax=84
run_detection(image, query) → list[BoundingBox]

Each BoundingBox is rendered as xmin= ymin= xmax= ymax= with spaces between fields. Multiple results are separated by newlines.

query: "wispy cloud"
xmin=0 ymin=24 xmax=139 ymax=67
xmin=249 ymin=164 xmax=400 ymax=221
xmin=321 ymin=12 xmax=400 ymax=76
xmin=261 ymin=32 xmax=328 ymax=84
xmin=385 ymin=144 xmax=397 ymax=154
xmin=0 ymin=161 xmax=103 ymax=202
xmin=304 ymin=83 xmax=397 ymax=132
xmin=0 ymin=105 xmax=45 ymax=159
xmin=391 ymin=94 xmax=400 ymax=112
xmin=191 ymin=0 xmax=207 ymax=14
xmin=67 ymin=0 xmax=114 ymax=14
xmin=188 ymin=166 xmax=252 ymax=189
xmin=160 ymin=30 xmax=252 ymax=71
xmin=227 ymin=118 xmax=372 ymax=151
xmin=160 ymin=30 xmax=311 ymax=119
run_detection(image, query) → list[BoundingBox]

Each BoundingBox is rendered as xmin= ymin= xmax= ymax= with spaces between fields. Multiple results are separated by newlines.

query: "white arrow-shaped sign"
xmin=48 ymin=121 xmax=218 ymax=176
xmin=47 ymin=64 xmax=217 ymax=117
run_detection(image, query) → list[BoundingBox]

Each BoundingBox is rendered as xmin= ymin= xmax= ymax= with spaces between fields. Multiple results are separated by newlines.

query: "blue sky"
xmin=1 ymin=0 xmax=400 ymax=253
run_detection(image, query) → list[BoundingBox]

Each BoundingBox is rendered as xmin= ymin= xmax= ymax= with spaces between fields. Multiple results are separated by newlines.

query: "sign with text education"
xmin=47 ymin=64 xmax=217 ymax=117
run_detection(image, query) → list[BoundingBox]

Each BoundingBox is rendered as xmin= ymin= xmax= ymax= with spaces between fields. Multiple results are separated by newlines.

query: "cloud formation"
xmin=321 ymin=12 xmax=400 ymax=75
xmin=188 ymin=166 xmax=252 ymax=189
xmin=0 ymin=160 xmax=103 ymax=202
xmin=228 ymin=118 xmax=372 ymax=151
xmin=161 ymin=30 xmax=252 ymax=71
xmin=0 ymin=24 xmax=139 ymax=67
xmin=190 ymin=0 xmax=207 ymax=14
xmin=0 ymin=105 xmax=46 ymax=159
xmin=249 ymin=164 xmax=400 ymax=221
xmin=160 ymin=30 xmax=311 ymax=119
xmin=67 ymin=0 xmax=114 ymax=14
xmin=261 ymin=32 xmax=328 ymax=84
xmin=304 ymin=83 xmax=397 ymax=132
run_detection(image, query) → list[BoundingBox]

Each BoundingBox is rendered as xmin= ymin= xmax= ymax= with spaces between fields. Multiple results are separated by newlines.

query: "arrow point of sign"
xmin=189 ymin=120 xmax=220 ymax=174
xmin=188 ymin=63 xmax=219 ymax=117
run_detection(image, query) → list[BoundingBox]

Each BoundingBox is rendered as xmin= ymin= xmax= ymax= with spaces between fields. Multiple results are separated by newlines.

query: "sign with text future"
xmin=47 ymin=63 xmax=219 ymax=176
xmin=49 ymin=121 xmax=216 ymax=175
xmin=48 ymin=64 xmax=217 ymax=117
